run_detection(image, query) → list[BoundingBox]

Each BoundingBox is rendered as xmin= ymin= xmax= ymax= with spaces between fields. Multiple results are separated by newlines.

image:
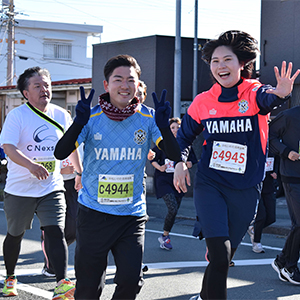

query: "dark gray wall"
xmin=260 ymin=0 xmax=300 ymax=112
xmin=92 ymin=35 xmax=157 ymax=107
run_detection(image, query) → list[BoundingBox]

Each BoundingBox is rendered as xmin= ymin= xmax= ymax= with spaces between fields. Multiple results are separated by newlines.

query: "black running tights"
xmin=3 ymin=232 xmax=24 ymax=276
xmin=162 ymin=193 xmax=182 ymax=233
xmin=200 ymin=236 xmax=236 ymax=300
xmin=43 ymin=225 xmax=68 ymax=282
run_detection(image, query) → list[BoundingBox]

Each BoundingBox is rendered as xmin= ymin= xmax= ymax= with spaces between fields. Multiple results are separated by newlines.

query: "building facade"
xmin=0 ymin=19 xmax=102 ymax=86
xmin=260 ymin=0 xmax=300 ymax=113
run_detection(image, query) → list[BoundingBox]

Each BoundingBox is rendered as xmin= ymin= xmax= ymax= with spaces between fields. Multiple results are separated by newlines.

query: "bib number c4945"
xmin=209 ymin=141 xmax=247 ymax=174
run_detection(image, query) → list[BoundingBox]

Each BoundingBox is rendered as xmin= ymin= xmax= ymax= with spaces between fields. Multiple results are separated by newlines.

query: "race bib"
xmin=265 ymin=157 xmax=274 ymax=172
xmin=209 ymin=141 xmax=247 ymax=174
xmin=98 ymin=174 xmax=134 ymax=205
xmin=165 ymin=158 xmax=175 ymax=173
xmin=32 ymin=156 xmax=56 ymax=177
xmin=61 ymin=158 xmax=72 ymax=168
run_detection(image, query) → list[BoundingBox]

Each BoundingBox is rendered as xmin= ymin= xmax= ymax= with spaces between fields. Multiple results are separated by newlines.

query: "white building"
xmin=0 ymin=19 xmax=103 ymax=86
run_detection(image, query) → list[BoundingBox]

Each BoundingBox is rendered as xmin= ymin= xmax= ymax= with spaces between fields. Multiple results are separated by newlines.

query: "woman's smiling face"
xmin=210 ymin=45 xmax=244 ymax=88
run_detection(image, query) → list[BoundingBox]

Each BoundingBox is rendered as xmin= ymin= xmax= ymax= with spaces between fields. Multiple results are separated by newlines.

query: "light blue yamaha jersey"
xmin=77 ymin=103 xmax=162 ymax=216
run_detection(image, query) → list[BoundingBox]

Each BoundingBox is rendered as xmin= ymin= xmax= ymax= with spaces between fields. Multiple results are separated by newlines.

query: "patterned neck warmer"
xmin=99 ymin=93 xmax=139 ymax=121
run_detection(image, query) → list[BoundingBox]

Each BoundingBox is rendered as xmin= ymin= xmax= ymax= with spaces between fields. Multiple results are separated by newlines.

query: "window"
xmin=67 ymin=104 xmax=76 ymax=119
xmin=43 ymin=41 xmax=72 ymax=61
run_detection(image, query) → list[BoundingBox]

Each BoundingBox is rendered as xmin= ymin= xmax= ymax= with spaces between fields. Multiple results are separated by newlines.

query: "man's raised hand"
xmin=74 ymin=86 xmax=95 ymax=126
xmin=152 ymin=89 xmax=171 ymax=128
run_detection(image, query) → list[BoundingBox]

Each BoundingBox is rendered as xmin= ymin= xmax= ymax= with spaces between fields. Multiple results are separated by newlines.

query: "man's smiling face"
xmin=103 ymin=66 xmax=139 ymax=109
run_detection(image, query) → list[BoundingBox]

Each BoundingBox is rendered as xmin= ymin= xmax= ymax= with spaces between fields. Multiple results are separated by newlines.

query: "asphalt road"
xmin=0 ymin=199 xmax=300 ymax=300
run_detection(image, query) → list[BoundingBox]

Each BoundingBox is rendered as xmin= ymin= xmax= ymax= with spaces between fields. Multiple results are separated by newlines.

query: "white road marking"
xmin=0 ymin=224 xmax=286 ymax=298
xmin=146 ymin=228 xmax=198 ymax=239
xmin=0 ymin=256 xmax=285 ymax=300
xmin=240 ymin=241 xmax=282 ymax=251
xmin=146 ymin=228 xmax=283 ymax=251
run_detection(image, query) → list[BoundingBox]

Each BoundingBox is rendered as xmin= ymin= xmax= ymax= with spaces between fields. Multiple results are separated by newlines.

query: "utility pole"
xmin=192 ymin=0 xmax=198 ymax=100
xmin=173 ymin=0 xmax=181 ymax=118
xmin=6 ymin=0 xmax=15 ymax=86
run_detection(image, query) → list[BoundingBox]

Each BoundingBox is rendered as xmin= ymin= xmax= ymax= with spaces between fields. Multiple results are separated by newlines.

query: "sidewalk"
xmin=146 ymin=194 xmax=291 ymax=236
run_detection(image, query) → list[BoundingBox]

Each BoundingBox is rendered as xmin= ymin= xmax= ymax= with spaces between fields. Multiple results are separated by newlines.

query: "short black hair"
xmin=201 ymin=30 xmax=259 ymax=79
xmin=104 ymin=54 xmax=141 ymax=81
xmin=17 ymin=67 xmax=51 ymax=99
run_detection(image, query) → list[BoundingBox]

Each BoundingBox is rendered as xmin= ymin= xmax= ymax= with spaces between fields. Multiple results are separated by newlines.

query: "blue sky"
xmin=13 ymin=0 xmax=261 ymax=45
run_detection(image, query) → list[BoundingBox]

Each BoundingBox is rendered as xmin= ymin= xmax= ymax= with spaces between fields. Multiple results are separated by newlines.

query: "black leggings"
xmin=162 ymin=193 xmax=182 ymax=233
xmin=200 ymin=236 xmax=236 ymax=300
xmin=43 ymin=225 xmax=68 ymax=282
xmin=3 ymin=225 xmax=67 ymax=282
xmin=254 ymin=191 xmax=276 ymax=243
xmin=3 ymin=232 xmax=24 ymax=276
xmin=279 ymin=182 xmax=300 ymax=270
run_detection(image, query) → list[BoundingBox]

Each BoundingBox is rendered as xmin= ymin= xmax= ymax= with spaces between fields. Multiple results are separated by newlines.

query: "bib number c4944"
xmin=98 ymin=174 xmax=134 ymax=205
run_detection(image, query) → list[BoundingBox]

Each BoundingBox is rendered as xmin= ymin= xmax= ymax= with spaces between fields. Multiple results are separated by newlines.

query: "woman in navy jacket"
xmin=171 ymin=30 xmax=299 ymax=300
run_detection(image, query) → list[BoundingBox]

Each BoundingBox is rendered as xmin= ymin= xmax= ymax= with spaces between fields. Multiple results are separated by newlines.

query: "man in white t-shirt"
xmin=0 ymin=67 xmax=83 ymax=299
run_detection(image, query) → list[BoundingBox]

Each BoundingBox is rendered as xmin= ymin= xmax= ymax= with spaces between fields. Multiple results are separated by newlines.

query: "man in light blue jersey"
xmin=55 ymin=54 xmax=180 ymax=300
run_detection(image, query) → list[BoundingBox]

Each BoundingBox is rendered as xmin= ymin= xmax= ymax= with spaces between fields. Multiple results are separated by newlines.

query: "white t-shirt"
xmin=0 ymin=103 xmax=72 ymax=197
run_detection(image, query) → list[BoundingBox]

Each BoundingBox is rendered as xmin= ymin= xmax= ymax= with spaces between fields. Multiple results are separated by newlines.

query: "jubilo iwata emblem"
xmin=134 ymin=129 xmax=147 ymax=145
xmin=238 ymin=99 xmax=249 ymax=114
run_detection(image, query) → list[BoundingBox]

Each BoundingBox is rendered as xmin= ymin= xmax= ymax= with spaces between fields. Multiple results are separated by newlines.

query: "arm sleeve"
xmin=157 ymin=126 xmax=181 ymax=162
xmin=274 ymin=154 xmax=280 ymax=174
xmin=54 ymin=122 xmax=84 ymax=160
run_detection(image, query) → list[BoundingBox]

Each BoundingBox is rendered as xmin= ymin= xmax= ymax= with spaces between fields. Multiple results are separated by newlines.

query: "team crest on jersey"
xmin=238 ymin=99 xmax=249 ymax=113
xmin=134 ymin=129 xmax=147 ymax=145
xmin=94 ymin=132 xmax=102 ymax=140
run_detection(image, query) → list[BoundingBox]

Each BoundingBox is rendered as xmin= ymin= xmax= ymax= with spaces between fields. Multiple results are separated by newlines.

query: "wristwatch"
xmin=74 ymin=170 xmax=82 ymax=176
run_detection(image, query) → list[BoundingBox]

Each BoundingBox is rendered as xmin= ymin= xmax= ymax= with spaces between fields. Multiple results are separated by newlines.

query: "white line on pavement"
xmin=146 ymin=228 xmax=198 ymax=239
xmin=146 ymin=228 xmax=283 ymax=251
xmin=0 ymin=226 xmax=285 ymax=298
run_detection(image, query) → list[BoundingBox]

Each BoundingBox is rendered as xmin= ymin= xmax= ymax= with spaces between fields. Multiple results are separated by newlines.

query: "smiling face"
xmin=210 ymin=46 xmax=244 ymax=88
xmin=22 ymin=74 xmax=52 ymax=112
xmin=103 ymin=66 xmax=139 ymax=109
